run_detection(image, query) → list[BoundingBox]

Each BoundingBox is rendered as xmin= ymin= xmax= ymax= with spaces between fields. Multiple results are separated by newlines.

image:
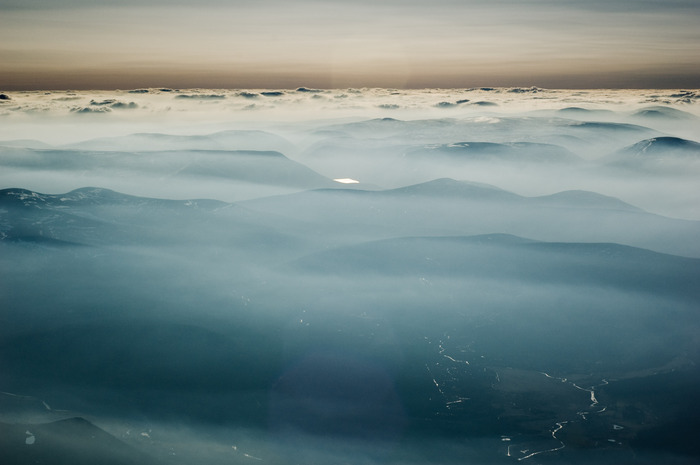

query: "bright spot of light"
xmin=333 ymin=178 xmax=360 ymax=184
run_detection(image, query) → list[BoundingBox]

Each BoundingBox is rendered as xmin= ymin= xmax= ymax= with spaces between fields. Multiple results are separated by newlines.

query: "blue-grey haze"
xmin=0 ymin=88 xmax=699 ymax=464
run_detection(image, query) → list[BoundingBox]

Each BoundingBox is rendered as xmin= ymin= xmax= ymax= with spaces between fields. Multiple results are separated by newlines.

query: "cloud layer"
xmin=1 ymin=88 xmax=699 ymax=464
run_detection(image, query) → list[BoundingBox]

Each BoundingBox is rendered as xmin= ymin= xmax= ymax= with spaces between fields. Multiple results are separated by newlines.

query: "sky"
xmin=1 ymin=0 xmax=699 ymax=90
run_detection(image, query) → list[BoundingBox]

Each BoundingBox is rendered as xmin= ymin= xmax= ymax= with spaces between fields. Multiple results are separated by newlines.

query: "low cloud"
xmin=507 ymin=86 xmax=542 ymax=93
xmin=90 ymin=99 xmax=116 ymax=106
xmin=238 ymin=92 xmax=259 ymax=99
xmin=174 ymin=93 xmax=226 ymax=100
xmin=296 ymin=87 xmax=324 ymax=93
xmin=70 ymin=106 xmax=111 ymax=113
xmin=109 ymin=101 xmax=138 ymax=109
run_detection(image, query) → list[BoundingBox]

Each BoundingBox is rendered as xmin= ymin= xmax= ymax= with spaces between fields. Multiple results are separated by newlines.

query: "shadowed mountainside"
xmin=0 ymin=417 xmax=160 ymax=465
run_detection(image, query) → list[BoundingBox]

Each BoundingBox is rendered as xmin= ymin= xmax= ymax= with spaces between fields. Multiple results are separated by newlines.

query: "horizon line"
xmin=3 ymin=86 xmax=699 ymax=92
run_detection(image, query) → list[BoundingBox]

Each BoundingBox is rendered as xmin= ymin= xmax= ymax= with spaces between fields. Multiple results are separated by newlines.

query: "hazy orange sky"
xmin=2 ymin=0 xmax=699 ymax=90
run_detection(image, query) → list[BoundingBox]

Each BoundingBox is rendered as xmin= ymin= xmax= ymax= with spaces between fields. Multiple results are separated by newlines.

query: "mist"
xmin=1 ymin=88 xmax=699 ymax=464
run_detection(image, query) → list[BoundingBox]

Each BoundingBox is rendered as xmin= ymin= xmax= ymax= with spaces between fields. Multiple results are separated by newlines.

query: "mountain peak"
xmin=383 ymin=178 xmax=518 ymax=199
xmin=407 ymin=141 xmax=580 ymax=163
xmin=616 ymin=137 xmax=700 ymax=158
xmin=632 ymin=106 xmax=698 ymax=120
xmin=534 ymin=190 xmax=643 ymax=212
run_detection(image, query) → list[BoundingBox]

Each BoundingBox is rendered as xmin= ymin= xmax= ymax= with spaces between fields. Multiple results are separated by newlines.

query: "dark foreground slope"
xmin=0 ymin=417 xmax=159 ymax=465
xmin=1 ymin=186 xmax=699 ymax=464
